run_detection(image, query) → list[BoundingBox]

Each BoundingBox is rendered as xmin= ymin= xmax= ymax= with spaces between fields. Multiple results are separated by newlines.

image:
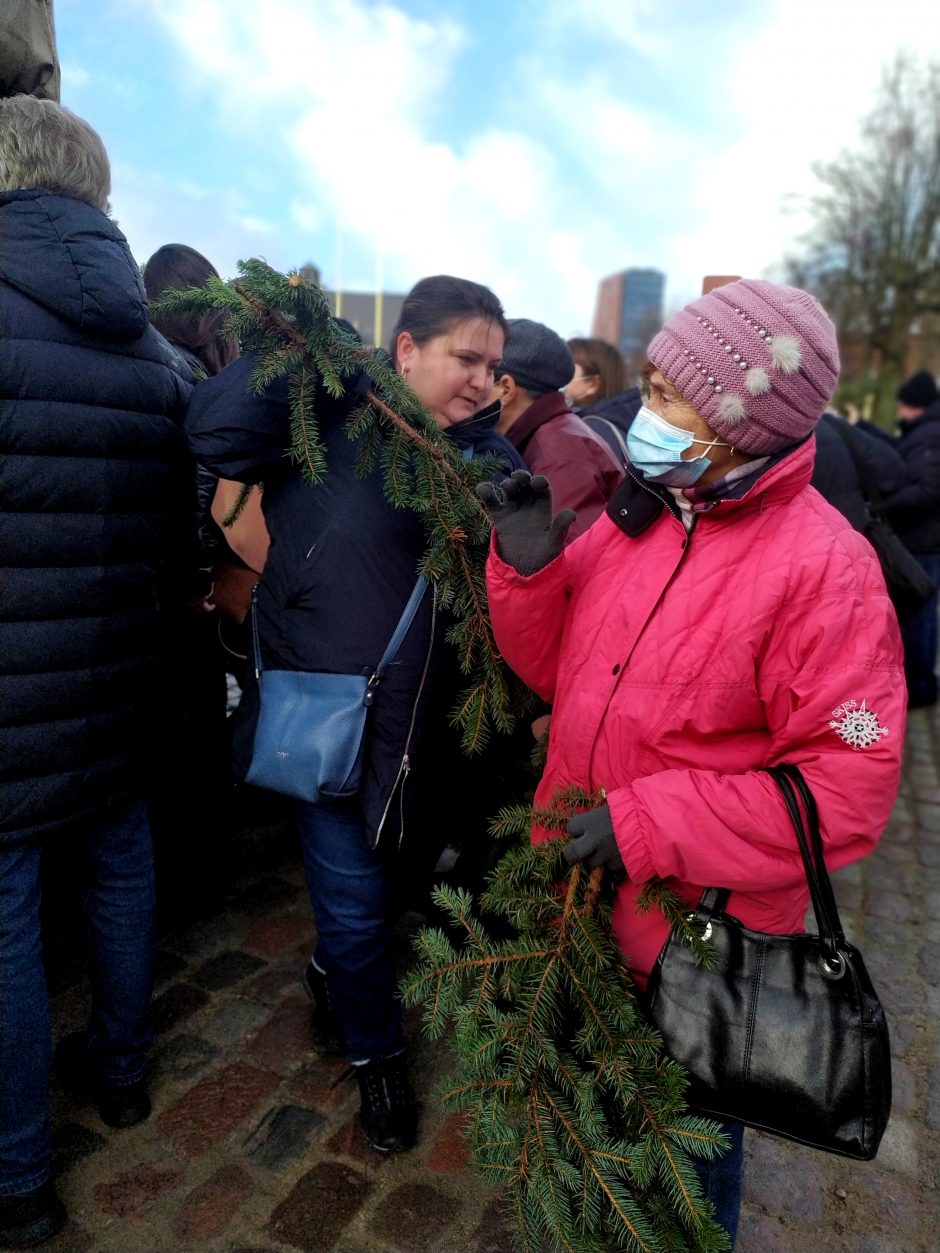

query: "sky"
xmin=55 ymin=0 xmax=940 ymax=338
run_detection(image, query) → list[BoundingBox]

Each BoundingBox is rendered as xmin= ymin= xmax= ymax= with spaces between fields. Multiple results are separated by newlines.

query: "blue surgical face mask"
xmin=627 ymin=404 xmax=729 ymax=487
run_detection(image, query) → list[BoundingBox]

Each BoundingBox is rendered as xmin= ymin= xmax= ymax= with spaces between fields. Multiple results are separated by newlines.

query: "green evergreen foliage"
xmin=401 ymin=833 xmax=731 ymax=1253
xmin=154 ymin=261 xmax=525 ymax=752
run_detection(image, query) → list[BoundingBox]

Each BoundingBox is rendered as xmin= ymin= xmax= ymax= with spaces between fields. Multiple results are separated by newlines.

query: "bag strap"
xmin=765 ymin=765 xmax=848 ymax=971
xmin=587 ymin=415 xmax=630 ymax=466
xmin=251 ymin=444 xmax=474 ymax=681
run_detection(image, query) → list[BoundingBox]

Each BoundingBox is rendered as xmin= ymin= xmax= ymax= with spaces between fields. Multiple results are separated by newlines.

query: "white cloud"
xmin=61 ymin=63 xmax=90 ymax=89
xmin=134 ymin=0 xmax=940 ymax=337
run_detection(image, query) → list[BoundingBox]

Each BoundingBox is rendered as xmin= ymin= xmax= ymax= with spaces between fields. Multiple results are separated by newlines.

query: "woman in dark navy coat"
xmin=185 ymin=275 xmax=520 ymax=1154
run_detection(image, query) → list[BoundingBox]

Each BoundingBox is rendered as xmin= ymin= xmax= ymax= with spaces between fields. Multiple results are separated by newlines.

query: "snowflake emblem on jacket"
xmin=829 ymin=700 xmax=889 ymax=750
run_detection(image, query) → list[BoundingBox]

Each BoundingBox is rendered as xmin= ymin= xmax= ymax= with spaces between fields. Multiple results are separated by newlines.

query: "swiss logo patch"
xmin=829 ymin=699 xmax=889 ymax=750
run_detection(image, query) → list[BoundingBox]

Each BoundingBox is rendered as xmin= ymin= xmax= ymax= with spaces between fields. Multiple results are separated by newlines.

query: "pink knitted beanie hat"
xmin=646 ymin=279 xmax=840 ymax=454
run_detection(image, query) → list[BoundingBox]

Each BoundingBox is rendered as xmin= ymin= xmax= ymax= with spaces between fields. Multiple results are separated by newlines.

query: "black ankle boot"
xmin=0 ymin=1182 xmax=66 ymax=1248
xmin=53 ymin=1032 xmax=151 ymax=1129
xmin=301 ymin=961 xmax=348 ymax=1056
xmin=356 ymin=1052 xmax=418 ymax=1154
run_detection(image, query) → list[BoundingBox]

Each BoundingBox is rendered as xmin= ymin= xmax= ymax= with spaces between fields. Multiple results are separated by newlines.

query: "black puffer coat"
xmin=881 ymin=404 xmax=940 ymax=553
xmin=185 ymin=358 xmax=521 ymax=847
xmin=0 ymin=190 xmax=194 ymax=844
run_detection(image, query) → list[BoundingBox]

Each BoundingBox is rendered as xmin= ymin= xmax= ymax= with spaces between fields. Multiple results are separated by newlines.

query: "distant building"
xmin=702 ymin=274 xmax=740 ymax=295
xmin=591 ymin=268 xmax=665 ymax=374
xmin=321 ymin=289 xmax=406 ymax=350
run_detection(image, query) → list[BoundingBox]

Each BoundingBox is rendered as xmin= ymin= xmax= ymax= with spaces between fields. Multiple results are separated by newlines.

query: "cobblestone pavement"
xmin=19 ymin=711 xmax=940 ymax=1253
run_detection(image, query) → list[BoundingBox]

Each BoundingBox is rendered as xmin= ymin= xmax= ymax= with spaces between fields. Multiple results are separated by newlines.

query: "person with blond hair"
xmin=0 ymin=96 xmax=194 ymax=1246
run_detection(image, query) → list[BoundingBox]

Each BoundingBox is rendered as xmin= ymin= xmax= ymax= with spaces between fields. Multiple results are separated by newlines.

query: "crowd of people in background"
xmin=0 ymin=22 xmax=934 ymax=1251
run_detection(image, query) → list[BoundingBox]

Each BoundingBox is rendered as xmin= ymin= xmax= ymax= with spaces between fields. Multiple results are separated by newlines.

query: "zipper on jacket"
xmin=375 ymin=584 xmax=438 ymax=848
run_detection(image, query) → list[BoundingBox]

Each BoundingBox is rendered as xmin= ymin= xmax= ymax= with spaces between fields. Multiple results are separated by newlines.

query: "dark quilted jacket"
xmin=185 ymin=359 xmax=521 ymax=848
xmin=0 ymin=190 xmax=194 ymax=844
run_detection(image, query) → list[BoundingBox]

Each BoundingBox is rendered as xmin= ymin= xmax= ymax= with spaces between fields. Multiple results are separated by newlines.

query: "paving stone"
xmin=325 ymin=1114 xmax=388 ymax=1167
xmin=917 ymin=841 xmax=940 ymax=866
xmin=288 ymin=1056 xmax=356 ymax=1112
xmin=872 ymin=839 xmax=917 ymax=865
xmin=156 ymin=1061 xmax=279 ymax=1156
xmin=245 ymin=1104 xmax=326 ymax=1170
xmin=743 ymin=1156 xmax=825 ymax=1223
xmin=163 ymin=913 xmax=240 ymax=958
xmin=246 ymin=996 xmax=313 ymax=1073
xmin=734 ymin=1213 xmax=794 ymax=1253
xmin=202 ymin=998 xmax=270 ymax=1046
xmin=915 ymin=802 xmax=940 ymax=830
xmin=877 ymin=978 xmax=925 ymax=1022
xmin=426 ymin=1111 xmax=470 ymax=1174
xmin=924 ymin=894 xmax=940 ymax=920
xmin=918 ymin=944 xmax=940 ymax=983
xmin=470 ymin=1198 xmax=515 ymax=1253
xmin=370 ymin=1182 xmax=461 ymax=1252
xmin=925 ymin=1068 xmax=940 ymax=1131
xmin=173 ymin=1162 xmax=252 ymax=1242
xmin=875 ymin=1115 xmax=919 ymax=1174
xmin=243 ymin=966 xmax=301 ymax=1005
xmin=93 ymin=1164 xmax=184 ymax=1217
xmin=150 ymin=982 xmax=210 ymax=1035
xmin=52 ymin=1121 xmax=107 ymax=1176
xmin=866 ymin=889 xmax=914 ymax=920
xmin=890 ymin=1056 xmax=918 ymax=1114
xmin=861 ymin=915 xmax=919 ymax=949
xmin=44 ymin=1217 xmax=93 ymax=1249
xmin=888 ymin=1015 xmax=927 ymax=1056
xmin=237 ymin=875 xmax=302 ymax=916
xmin=154 ymin=1032 xmax=219 ymax=1080
xmin=153 ymin=949 xmax=188 ymax=988
xmin=243 ymin=913 xmax=314 ymax=959
xmin=192 ymin=949 xmax=267 ymax=991
xmin=268 ymin=1161 xmax=372 ymax=1252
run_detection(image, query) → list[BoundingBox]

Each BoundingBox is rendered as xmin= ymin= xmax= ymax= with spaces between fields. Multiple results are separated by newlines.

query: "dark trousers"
xmin=294 ymin=798 xmax=402 ymax=1063
xmin=901 ymin=553 xmax=940 ymax=706
xmin=693 ymin=1117 xmax=745 ymax=1246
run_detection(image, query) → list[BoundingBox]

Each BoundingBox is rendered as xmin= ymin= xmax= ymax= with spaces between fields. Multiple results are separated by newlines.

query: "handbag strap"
xmin=587 ymin=415 xmax=630 ymax=465
xmin=765 ymin=765 xmax=848 ymax=970
xmin=250 ymin=444 xmax=474 ymax=681
xmin=251 ymin=574 xmax=428 ymax=684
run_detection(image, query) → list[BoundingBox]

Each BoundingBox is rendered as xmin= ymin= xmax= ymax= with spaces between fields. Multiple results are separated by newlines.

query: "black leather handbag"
xmin=646 ymin=764 xmax=891 ymax=1160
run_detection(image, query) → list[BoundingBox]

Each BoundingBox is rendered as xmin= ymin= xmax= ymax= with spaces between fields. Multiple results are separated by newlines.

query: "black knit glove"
xmin=564 ymin=803 xmax=625 ymax=871
xmin=476 ymin=470 xmax=576 ymax=576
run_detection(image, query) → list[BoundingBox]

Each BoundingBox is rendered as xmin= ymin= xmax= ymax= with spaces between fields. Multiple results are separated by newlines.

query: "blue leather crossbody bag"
xmin=246 ymin=576 xmax=429 ymax=804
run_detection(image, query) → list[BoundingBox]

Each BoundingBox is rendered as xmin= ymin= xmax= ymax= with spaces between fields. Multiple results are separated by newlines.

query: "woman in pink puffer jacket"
xmin=478 ymin=279 xmax=905 ymax=1245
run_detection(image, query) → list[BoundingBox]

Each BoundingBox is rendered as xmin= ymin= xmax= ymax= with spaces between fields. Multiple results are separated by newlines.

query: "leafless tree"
xmin=786 ymin=54 xmax=940 ymax=422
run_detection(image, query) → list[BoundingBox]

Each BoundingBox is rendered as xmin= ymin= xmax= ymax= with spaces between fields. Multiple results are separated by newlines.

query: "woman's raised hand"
xmin=476 ymin=470 xmax=576 ymax=576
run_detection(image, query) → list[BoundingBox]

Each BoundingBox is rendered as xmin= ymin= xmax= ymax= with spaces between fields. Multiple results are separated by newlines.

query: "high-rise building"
xmin=322 ymin=289 xmax=406 ymax=350
xmin=592 ymin=268 xmax=665 ymax=374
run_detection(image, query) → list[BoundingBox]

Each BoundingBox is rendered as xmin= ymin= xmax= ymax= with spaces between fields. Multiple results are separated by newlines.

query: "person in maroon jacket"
xmin=493 ymin=318 xmax=624 ymax=539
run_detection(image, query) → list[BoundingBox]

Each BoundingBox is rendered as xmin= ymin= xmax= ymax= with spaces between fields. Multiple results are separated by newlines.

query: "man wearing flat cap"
xmin=493 ymin=318 xmax=623 ymax=539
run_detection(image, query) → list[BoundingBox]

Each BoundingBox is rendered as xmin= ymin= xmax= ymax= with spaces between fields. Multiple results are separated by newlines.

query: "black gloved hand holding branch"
xmin=476 ymin=470 xmax=576 ymax=576
xmin=564 ymin=802 xmax=625 ymax=872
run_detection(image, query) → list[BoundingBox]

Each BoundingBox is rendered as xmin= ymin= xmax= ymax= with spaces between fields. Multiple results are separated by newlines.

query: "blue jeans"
xmin=0 ymin=799 xmax=155 ymax=1195
xmin=294 ymin=799 xmax=402 ymax=1063
xmin=693 ymin=1117 xmax=745 ymax=1247
xmin=901 ymin=553 xmax=940 ymax=706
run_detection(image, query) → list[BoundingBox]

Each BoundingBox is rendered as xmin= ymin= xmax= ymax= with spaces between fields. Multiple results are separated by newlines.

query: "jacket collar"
xmin=607 ymin=433 xmax=817 ymax=538
xmin=505 ymin=390 xmax=571 ymax=452
xmin=446 ymin=398 xmax=503 ymax=447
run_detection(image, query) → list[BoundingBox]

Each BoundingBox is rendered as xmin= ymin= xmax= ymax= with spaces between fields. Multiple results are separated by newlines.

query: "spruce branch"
xmin=153 ymin=261 xmax=518 ymax=752
xmin=402 ymin=817 xmax=731 ymax=1253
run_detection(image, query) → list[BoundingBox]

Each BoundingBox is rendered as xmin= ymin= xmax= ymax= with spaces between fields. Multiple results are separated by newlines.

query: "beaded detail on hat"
xmin=645 ymin=278 xmax=840 ymax=456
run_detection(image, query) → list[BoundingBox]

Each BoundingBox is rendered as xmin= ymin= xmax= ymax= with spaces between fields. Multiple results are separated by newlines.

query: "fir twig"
xmin=152 ymin=261 xmax=518 ymax=752
xmin=402 ymin=809 xmax=731 ymax=1253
